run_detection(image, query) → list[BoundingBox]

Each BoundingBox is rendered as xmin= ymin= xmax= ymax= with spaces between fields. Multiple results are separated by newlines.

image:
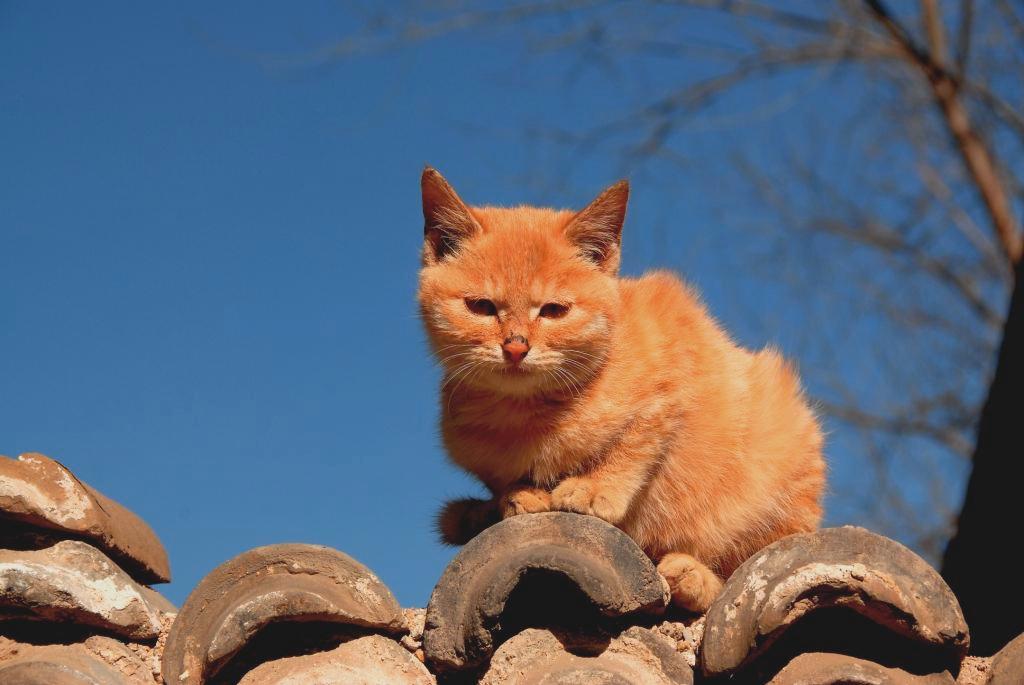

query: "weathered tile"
xmin=0 ymin=541 xmax=166 ymax=641
xmin=0 ymin=453 xmax=169 ymax=584
xmin=701 ymin=526 xmax=969 ymax=679
xmin=162 ymin=543 xmax=403 ymax=685
xmin=423 ymin=512 xmax=669 ymax=674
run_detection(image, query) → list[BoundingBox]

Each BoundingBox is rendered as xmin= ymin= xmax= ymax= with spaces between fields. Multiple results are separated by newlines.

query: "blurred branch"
xmin=284 ymin=0 xmax=614 ymax=68
xmin=820 ymin=399 xmax=975 ymax=459
xmin=864 ymin=0 xmax=1023 ymax=263
xmin=964 ymin=80 xmax=1024 ymax=143
xmin=783 ymin=157 xmax=1005 ymax=327
xmin=818 ymin=214 xmax=1000 ymax=325
xmin=916 ymin=160 xmax=1011 ymax=282
xmin=920 ymin=0 xmax=948 ymax=66
xmin=664 ymin=0 xmax=853 ymax=36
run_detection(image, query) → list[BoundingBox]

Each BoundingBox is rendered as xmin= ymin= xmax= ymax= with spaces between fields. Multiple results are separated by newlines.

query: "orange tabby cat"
xmin=418 ymin=167 xmax=825 ymax=612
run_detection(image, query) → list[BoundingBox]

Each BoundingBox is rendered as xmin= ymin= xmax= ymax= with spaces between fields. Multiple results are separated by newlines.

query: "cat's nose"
xmin=502 ymin=336 xmax=530 ymax=364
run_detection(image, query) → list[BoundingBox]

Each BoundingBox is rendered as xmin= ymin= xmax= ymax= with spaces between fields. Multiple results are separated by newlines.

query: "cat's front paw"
xmin=500 ymin=486 xmax=552 ymax=518
xmin=550 ymin=477 xmax=630 ymax=524
xmin=657 ymin=553 xmax=723 ymax=614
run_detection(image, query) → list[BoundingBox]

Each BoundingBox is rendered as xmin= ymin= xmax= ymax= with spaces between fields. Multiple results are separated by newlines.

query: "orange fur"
xmin=418 ymin=167 xmax=826 ymax=612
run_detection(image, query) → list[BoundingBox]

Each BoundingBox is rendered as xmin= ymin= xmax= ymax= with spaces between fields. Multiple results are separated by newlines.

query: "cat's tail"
xmin=436 ymin=497 xmax=500 ymax=546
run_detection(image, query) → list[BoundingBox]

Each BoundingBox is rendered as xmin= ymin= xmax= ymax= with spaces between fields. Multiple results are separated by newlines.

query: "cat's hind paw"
xmin=551 ymin=476 xmax=630 ymax=524
xmin=436 ymin=497 xmax=500 ymax=546
xmin=657 ymin=552 xmax=723 ymax=614
xmin=500 ymin=486 xmax=552 ymax=518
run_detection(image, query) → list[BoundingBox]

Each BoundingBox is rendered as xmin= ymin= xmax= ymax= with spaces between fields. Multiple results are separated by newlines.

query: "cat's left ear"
xmin=564 ymin=180 xmax=629 ymax=273
xmin=421 ymin=166 xmax=482 ymax=265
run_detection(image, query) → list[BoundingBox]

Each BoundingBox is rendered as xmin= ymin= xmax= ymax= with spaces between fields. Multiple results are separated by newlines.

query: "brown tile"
xmin=423 ymin=511 xmax=669 ymax=675
xmin=161 ymin=543 xmax=403 ymax=685
xmin=0 ymin=453 xmax=170 ymax=584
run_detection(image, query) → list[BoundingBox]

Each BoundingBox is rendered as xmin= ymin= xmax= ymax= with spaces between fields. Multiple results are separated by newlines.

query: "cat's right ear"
xmin=564 ymin=180 xmax=629 ymax=273
xmin=421 ymin=166 xmax=481 ymax=265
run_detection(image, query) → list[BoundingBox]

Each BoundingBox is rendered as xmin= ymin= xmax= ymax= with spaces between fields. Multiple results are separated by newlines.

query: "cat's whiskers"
xmin=543 ymin=368 xmax=572 ymax=399
xmin=446 ymin=360 xmax=486 ymax=414
xmin=549 ymin=366 xmax=581 ymax=399
xmin=559 ymin=358 xmax=596 ymax=375
xmin=561 ymin=352 xmax=598 ymax=368
xmin=433 ymin=343 xmax=482 ymax=368
xmin=432 ymin=342 xmax=477 ymax=357
xmin=562 ymin=348 xmax=607 ymax=364
xmin=559 ymin=373 xmax=579 ymax=400
xmin=436 ymin=350 xmax=480 ymax=368
xmin=434 ymin=341 xmax=476 ymax=351
xmin=440 ymin=361 xmax=479 ymax=393
xmin=541 ymin=355 xmax=592 ymax=391
xmin=561 ymin=367 xmax=585 ymax=399
xmin=544 ymin=365 xmax=569 ymax=393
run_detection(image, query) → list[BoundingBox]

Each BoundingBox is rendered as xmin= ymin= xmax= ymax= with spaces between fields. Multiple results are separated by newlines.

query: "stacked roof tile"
xmin=2 ymin=452 xmax=1021 ymax=684
xmin=1 ymin=453 xmax=174 ymax=683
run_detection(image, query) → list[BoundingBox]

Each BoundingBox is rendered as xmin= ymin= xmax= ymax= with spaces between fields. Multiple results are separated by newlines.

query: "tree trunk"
xmin=941 ymin=258 xmax=1024 ymax=655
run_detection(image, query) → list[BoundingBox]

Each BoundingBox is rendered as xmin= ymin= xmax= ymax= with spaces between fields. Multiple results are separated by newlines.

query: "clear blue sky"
xmin=0 ymin=2 xmax=968 ymax=606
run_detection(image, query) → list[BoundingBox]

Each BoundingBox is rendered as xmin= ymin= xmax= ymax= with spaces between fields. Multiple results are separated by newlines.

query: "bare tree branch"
xmin=920 ymin=0 xmax=948 ymax=66
xmin=820 ymin=399 xmax=975 ymax=459
xmin=864 ymin=0 xmax=1023 ymax=263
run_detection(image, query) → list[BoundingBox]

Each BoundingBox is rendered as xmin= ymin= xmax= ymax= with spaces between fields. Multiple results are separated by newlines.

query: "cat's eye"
xmin=465 ymin=298 xmax=498 ymax=316
xmin=539 ymin=302 xmax=570 ymax=319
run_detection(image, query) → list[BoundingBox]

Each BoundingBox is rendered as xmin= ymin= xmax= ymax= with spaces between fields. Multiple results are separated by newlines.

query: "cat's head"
xmin=417 ymin=166 xmax=628 ymax=397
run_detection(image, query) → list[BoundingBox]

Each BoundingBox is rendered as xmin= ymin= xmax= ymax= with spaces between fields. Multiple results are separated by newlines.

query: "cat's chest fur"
xmin=441 ymin=387 xmax=628 ymax=490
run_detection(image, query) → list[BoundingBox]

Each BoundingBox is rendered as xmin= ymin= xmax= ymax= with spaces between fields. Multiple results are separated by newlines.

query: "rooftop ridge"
xmin=0 ymin=452 xmax=1013 ymax=684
